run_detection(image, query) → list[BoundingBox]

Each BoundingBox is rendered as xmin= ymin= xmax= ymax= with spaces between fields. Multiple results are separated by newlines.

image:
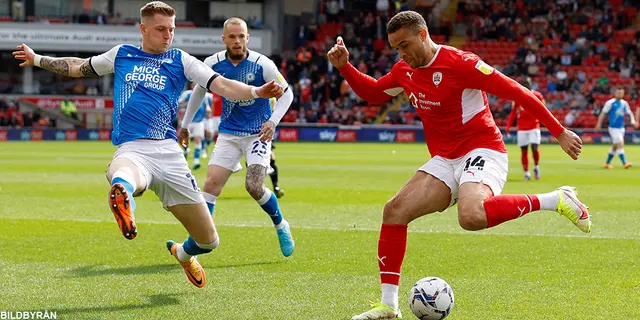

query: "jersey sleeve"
xmin=457 ymin=52 xmax=565 ymax=137
xmin=602 ymin=99 xmax=612 ymax=113
xmin=337 ymin=62 xmax=403 ymax=105
xmin=181 ymin=50 xmax=220 ymax=91
xmin=505 ymin=104 xmax=517 ymax=132
xmin=90 ymin=45 xmax=122 ymax=76
xmin=534 ymin=91 xmax=546 ymax=105
xmin=260 ymin=56 xmax=288 ymax=87
xmin=624 ymin=101 xmax=633 ymax=115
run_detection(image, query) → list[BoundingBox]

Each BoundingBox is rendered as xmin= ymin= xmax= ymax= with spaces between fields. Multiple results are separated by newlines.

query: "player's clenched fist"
xmin=327 ymin=36 xmax=349 ymax=69
xmin=257 ymin=80 xmax=284 ymax=99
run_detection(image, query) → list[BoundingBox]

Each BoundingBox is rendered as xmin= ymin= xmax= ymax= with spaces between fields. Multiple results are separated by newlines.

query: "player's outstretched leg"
xmin=106 ymin=162 xmax=144 ymax=240
xmin=246 ymin=164 xmax=294 ymax=257
xmin=481 ymin=186 xmax=591 ymax=233
xmin=353 ymin=172 xmax=450 ymax=320
xmin=166 ymin=203 xmax=220 ymax=288
xmin=521 ymin=146 xmax=530 ymax=180
xmin=269 ymin=157 xmax=284 ymax=198
xmin=531 ymin=144 xmax=541 ymax=179
xmin=604 ymin=147 xmax=615 ymax=169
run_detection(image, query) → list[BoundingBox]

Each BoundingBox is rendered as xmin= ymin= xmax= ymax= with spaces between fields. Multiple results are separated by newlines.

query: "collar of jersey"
xmin=418 ymin=44 xmax=442 ymax=69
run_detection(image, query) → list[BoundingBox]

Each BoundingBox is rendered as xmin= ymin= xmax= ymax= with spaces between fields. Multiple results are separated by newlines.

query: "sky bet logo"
xmin=125 ymin=66 xmax=168 ymax=91
xmin=319 ymin=130 xmax=336 ymax=141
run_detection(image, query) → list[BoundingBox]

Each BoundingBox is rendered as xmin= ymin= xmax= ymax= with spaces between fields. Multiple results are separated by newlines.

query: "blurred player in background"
xmin=203 ymin=91 xmax=222 ymax=157
xmin=327 ymin=11 xmax=591 ymax=319
xmin=13 ymin=1 xmax=283 ymax=288
xmin=178 ymin=82 xmax=211 ymax=170
xmin=181 ymin=17 xmax=295 ymax=257
xmin=268 ymin=97 xmax=284 ymax=198
xmin=596 ymin=87 xmax=636 ymax=169
xmin=505 ymin=77 xmax=546 ymax=180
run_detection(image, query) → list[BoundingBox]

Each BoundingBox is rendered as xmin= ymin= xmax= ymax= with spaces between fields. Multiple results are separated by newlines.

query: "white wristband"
xmin=251 ymin=86 xmax=260 ymax=99
xmin=34 ymin=54 xmax=42 ymax=67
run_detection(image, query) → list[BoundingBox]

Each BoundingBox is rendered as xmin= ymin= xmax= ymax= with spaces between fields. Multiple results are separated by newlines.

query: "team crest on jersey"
xmin=247 ymin=72 xmax=256 ymax=82
xmin=432 ymin=72 xmax=442 ymax=86
xmin=161 ymin=58 xmax=173 ymax=64
xmin=475 ymin=60 xmax=494 ymax=75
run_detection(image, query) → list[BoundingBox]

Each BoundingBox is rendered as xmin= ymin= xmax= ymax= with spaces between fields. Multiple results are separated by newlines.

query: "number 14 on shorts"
xmin=464 ymin=156 xmax=485 ymax=171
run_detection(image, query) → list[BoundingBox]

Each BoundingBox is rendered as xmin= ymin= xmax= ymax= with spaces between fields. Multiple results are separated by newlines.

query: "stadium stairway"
xmin=376 ymin=95 xmax=408 ymax=124
xmin=18 ymin=99 xmax=84 ymax=129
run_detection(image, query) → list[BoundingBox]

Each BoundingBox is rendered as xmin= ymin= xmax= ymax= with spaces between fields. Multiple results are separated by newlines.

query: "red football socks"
xmin=378 ymin=224 xmax=408 ymax=285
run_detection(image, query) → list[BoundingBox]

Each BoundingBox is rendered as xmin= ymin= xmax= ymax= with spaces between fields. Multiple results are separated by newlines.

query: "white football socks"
xmin=176 ymin=244 xmax=192 ymax=263
xmin=536 ymin=191 xmax=559 ymax=211
xmin=381 ymin=283 xmax=399 ymax=311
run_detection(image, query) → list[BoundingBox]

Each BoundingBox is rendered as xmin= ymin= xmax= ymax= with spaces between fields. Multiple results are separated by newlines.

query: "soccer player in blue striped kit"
xmin=181 ymin=17 xmax=295 ymax=257
xmin=596 ymin=87 xmax=636 ymax=169
xmin=12 ymin=1 xmax=283 ymax=288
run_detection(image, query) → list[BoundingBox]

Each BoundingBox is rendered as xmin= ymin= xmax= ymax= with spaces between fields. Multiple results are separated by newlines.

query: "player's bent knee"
xmin=457 ymin=208 xmax=487 ymax=231
xmin=383 ymin=198 xmax=410 ymax=224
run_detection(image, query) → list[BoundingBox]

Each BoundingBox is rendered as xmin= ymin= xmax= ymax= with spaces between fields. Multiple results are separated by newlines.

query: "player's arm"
xmin=462 ymin=58 xmax=564 ymax=137
xmin=181 ymin=86 xmax=206 ymax=128
xmin=328 ymin=37 xmax=401 ymax=105
xmin=460 ymin=54 xmax=582 ymax=159
xmin=596 ymin=100 xmax=611 ymax=129
xmin=636 ymin=107 xmax=640 ymax=129
xmin=625 ymin=102 xmax=636 ymax=126
xmin=181 ymin=51 xmax=283 ymax=103
xmin=261 ymin=57 xmax=294 ymax=126
xmin=12 ymin=44 xmax=117 ymax=77
xmin=337 ymin=63 xmax=401 ymax=105
xmin=505 ymin=102 xmax=517 ymax=133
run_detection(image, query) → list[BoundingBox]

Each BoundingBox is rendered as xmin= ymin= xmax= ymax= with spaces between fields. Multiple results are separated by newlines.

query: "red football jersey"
xmin=339 ymin=45 xmax=564 ymax=159
xmin=211 ymin=92 xmax=222 ymax=117
xmin=506 ymin=90 xmax=544 ymax=131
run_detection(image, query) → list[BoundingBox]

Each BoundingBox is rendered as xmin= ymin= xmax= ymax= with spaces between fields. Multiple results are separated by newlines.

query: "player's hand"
xmin=257 ymin=80 xmax=284 ymax=99
xmin=12 ymin=44 xmax=36 ymax=67
xmin=327 ymin=36 xmax=349 ymax=69
xmin=505 ymin=132 xmax=512 ymax=139
xmin=557 ymin=129 xmax=582 ymax=160
xmin=178 ymin=127 xmax=190 ymax=149
xmin=258 ymin=120 xmax=276 ymax=142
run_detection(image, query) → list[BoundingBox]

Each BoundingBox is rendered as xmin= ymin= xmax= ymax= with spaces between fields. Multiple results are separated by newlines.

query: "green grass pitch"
xmin=0 ymin=142 xmax=638 ymax=319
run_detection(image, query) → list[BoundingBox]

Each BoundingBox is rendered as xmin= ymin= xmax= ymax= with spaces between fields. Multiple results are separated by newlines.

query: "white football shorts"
xmin=109 ymin=139 xmax=204 ymax=210
xmin=608 ymin=127 xmax=625 ymax=144
xmin=419 ymin=148 xmax=508 ymax=208
xmin=204 ymin=117 xmax=220 ymax=135
xmin=516 ymin=129 xmax=541 ymax=147
xmin=188 ymin=121 xmax=205 ymax=139
xmin=209 ymin=133 xmax=271 ymax=170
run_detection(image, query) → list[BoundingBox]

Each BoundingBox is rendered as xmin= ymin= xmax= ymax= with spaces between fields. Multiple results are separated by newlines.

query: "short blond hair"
xmin=223 ymin=17 xmax=247 ymax=30
xmin=140 ymin=1 xmax=175 ymax=19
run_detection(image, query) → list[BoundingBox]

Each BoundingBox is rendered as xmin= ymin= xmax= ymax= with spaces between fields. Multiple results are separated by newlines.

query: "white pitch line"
xmin=4 ymin=216 xmax=639 ymax=240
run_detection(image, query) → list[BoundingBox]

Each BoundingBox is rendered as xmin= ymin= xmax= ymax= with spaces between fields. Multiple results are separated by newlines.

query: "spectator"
xmin=60 ymin=97 xmax=79 ymax=120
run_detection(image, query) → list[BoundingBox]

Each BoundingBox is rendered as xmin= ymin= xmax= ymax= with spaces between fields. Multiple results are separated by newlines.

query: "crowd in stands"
xmin=2 ymin=0 xmax=639 ymax=130
xmin=0 ymin=98 xmax=54 ymax=128
xmin=275 ymin=0 xmax=640 ymax=128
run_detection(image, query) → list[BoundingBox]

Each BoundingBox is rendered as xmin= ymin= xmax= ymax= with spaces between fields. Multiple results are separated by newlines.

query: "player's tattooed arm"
xmin=39 ymin=57 xmax=98 ymax=78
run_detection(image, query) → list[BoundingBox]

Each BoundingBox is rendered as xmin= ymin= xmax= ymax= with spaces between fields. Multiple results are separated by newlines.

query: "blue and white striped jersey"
xmin=203 ymin=50 xmax=288 ymax=136
xmin=602 ymin=98 xmax=633 ymax=129
xmin=90 ymin=44 xmax=218 ymax=145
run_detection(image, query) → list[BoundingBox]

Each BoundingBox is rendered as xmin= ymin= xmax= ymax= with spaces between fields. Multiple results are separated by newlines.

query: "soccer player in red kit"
xmin=505 ymin=77 xmax=545 ymax=180
xmin=327 ymin=11 xmax=591 ymax=319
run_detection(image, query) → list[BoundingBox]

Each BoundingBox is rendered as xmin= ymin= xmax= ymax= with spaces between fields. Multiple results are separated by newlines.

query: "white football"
xmin=407 ymin=277 xmax=454 ymax=320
